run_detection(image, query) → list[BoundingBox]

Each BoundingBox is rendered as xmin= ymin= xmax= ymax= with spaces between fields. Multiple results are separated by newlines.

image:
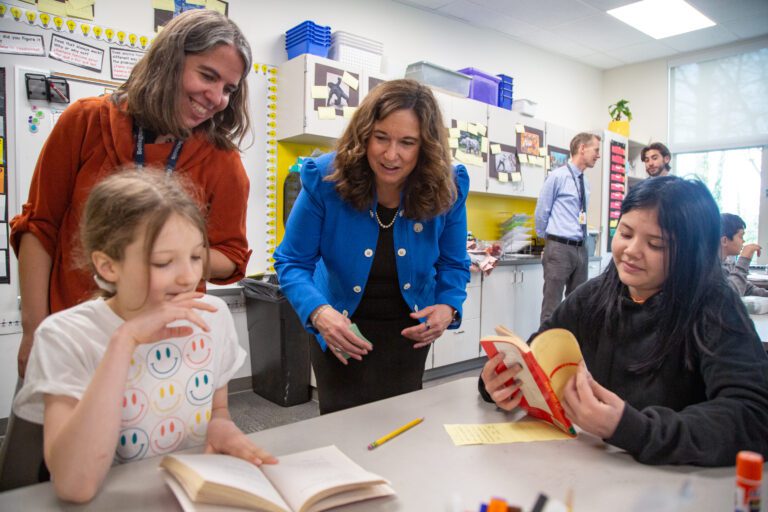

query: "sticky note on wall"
xmin=317 ymin=107 xmax=336 ymax=120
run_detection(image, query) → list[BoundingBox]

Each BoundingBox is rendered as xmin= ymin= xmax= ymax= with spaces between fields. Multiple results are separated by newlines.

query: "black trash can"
xmin=240 ymin=276 xmax=312 ymax=407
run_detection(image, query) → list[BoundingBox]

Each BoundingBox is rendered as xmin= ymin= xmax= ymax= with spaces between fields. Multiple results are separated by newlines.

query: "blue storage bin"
xmin=286 ymin=20 xmax=331 ymax=38
xmin=457 ymin=67 xmax=501 ymax=105
xmin=286 ymin=40 xmax=330 ymax=60
xmin=286 ymin=31 xmax=330 ymax=45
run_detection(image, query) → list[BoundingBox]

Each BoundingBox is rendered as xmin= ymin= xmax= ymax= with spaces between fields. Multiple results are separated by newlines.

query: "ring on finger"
xmin=425 ymin=320 xmax=431 ymax=330
xmin=334 ymin=347 xmax=342 ymax=353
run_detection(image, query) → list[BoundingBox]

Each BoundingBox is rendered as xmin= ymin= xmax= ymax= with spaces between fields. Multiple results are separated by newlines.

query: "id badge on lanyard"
xmin=578 ymin=211 xmax=586 ymax=225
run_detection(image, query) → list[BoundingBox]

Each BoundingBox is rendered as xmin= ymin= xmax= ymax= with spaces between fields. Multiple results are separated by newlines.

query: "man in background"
xmin=535 ymin=132 xmax=601 ymax=323
xmin=720 ymin=213 xmax=768 ymax=297
xmin=642 ymin=142 xmax=672 ymax=177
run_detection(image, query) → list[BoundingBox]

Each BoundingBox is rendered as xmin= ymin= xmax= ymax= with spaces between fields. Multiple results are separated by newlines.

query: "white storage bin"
xmin=405 ymin=61 xmax=471 ymax=97
xmin=329 ymin=43 xmax=382 ymax=74
xmin=512 ymin=99 xmax=537 ymax=117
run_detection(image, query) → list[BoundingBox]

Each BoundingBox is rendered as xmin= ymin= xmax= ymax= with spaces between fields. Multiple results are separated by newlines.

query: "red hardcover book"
xmin=481 ymin=327 xmax=583 ymax=436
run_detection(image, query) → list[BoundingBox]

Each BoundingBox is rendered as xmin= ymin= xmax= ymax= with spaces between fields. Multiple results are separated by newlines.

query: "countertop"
xmin=496 ymin=255 xmax=602 ymax=266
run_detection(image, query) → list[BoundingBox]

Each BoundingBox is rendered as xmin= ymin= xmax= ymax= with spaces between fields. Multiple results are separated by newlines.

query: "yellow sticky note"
xmin=66 ymin=4 xmax=94 ymax=20
xmin=476 ymin=124 xmax=487 ymax=136
xmin=67 ymin=0 xmax=95 ymax=9
xmin=498 ymin=172 xmax=508 ymax=183
xmin=449 ymin=138 xmax=459 ymax=149
xmin=454 ymin=149 xmax=470 ymax=164
xmin=0 ymin=138 xmax=4 ymax=164
xmin=343 ymin=106 xmax=357 ymax=119
xmin=539 ymin=147 xmax=548 ymax=157
xmin=38 ymin=0 xmax=68 ymax=15
xmin=448 ymin=127 xmax=461 ymax=138
xmin=444 ymin=421 xmax=573 ymax=446
xmin=317 ymin=107 xmax=336 ymax=120
xmin=467 ymin=123 xmax=478 ymax=136
xmin=512 ymin=173 xmax=522 ymax=182
xmin=490 ymin=144 xmax=502 ymax=154
xmin=311 ymin=85 xmax=328 ymax=99
xmin=207 ymin=0 xmax=227 ymax=14
xmin=545 ymin=160 xmax=551 ymax=170
xmin=610 ymin=219 xmax=618 ymax=228
xmin=519 ymin=154 xmax=529 ymax=164
xmin=515 ymin=124 xmax=525 ymax=134
xmin=480 ymin=138 xmax=489 ymax=153
xmin=151 ymin=0 xmax=175 ymax=10
xmin=456 ymin=120 xmax=468 ymax=131
xmin=342 ymin=71 xmax=359 ymax=90
xmin=185 ymin=0 xmax=206 ymax=5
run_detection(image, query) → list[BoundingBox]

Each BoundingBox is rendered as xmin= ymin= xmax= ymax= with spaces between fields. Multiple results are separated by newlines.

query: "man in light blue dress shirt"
xmin=535 ymin=132 xmax=601 ymax=323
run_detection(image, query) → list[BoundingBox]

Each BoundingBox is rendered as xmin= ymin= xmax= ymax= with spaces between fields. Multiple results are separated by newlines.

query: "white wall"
xmin=602 ymin=58 xmax=669 ymax=145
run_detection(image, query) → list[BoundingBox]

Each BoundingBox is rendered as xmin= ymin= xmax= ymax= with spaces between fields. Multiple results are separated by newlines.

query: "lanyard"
xmin=566 ymin=163 xmax=584 ymax=211
xmin=134 ymin=126 xmax=184 ymax=174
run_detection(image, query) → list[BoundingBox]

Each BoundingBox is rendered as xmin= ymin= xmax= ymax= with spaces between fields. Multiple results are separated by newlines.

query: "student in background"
xmin=480 ymin=176 xmax=768 ymax=466
xmin=12 ymin=171 xmax=275 ymax=503
xmin=535 ymin=132 xmax=601 ymax=324
xmin=274 ymin=79 xmax=470 ymax=414
xmin=641 ymin=142 xmax=672 ymax=177
xmin=720 ymin=213 xmax=768 ymax=297
xmin=10 ymin=10 xmax=252 ymax=379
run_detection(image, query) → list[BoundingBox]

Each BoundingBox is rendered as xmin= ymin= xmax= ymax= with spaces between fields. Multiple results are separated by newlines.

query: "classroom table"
xmin=0 ymin=377 xmax=738 ymax=511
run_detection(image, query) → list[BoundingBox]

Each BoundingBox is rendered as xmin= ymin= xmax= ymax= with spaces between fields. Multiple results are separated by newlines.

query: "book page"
xmin=481 ymin=338 xmax=550 ymax=413
xmin=261 ymin=445 xmax=388 ymax=512
xmin=530 ymin=329 xmax=583 ymax=400
xmin=163 ymin=454 xmax=289 ymax=511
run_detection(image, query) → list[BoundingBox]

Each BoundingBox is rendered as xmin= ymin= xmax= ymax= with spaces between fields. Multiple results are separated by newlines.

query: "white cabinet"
xmin=277 ymin=54 xmax=381 ymax=144
xmin=432 ymin=273 xmax=482 ymax=368
xmin=486 ymin=108 xmax=546 ymax=198
xmin=587 ymin=259 xmax=601 ymax=279
xmin=480 ymin=263 xmax=544 ymax=342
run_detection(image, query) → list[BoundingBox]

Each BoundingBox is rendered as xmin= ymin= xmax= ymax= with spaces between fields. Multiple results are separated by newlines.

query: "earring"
xmin=93 ymin=274 xmax=116 ymax=294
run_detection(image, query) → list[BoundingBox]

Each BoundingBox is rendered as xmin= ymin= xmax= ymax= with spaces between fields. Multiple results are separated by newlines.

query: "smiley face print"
xmin=150 ymin=380 xmax=183 ymax=415
xmin=183 ymin=335 xmax=213 ymax=369
xmin=150 ymin=417 xmax=185 ymax=455
xmin=121 ymin=388 xmax=149 ymax=426
xmin=127 ymin=353 xmax=144 ymax=384
xmin=187 ymin=406 xmax=212 ymax=443
xmin=146 ymin=342 xmax=181 ymax=379
xmin=186 ymin=370 xmax=214 ymax=406
xmin=115 ymin=427 xmax=149 ymax=463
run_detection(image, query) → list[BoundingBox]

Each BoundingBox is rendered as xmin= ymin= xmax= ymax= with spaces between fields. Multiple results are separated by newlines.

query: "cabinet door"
xmin=587 ymin=259 xmax=601 ymax=279
xmin=486 ymin=108 xmax=545 ymax=198
xmin=512 ymin=264 xmax=544 ymax=341
xmin=303 ymin=55 xmax=362 ymax=140
xmin=479 ymin=266 xmax=516 ymax=339
xmin=432 ymin=317 xmax=480 ymax=368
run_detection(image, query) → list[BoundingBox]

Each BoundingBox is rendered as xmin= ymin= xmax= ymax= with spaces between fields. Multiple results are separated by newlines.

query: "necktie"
xmin=578 ymin=173 xmax=587 ymax=240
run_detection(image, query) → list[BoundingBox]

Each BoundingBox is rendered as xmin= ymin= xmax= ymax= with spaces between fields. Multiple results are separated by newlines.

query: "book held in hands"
xmin=480 ymin=326 xmax=583 ymax=435
xmin=160 ymin=444 xmax=394 ymax=512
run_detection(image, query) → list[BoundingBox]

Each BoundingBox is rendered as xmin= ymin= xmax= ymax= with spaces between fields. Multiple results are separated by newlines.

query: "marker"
xmin=367 ymin=417 xmax=423 ymax=450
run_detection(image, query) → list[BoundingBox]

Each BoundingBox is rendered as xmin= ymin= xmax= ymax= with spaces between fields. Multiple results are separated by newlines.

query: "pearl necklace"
xmin=374 ymin=207 xmax=399 ymax=229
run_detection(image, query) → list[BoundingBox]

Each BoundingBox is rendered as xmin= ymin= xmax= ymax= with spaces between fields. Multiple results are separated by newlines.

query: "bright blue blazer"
xmin=274 ymin=152 xmax=471 ymax=349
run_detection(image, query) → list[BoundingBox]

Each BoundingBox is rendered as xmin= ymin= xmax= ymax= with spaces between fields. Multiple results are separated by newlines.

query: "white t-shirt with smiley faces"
xmin=14 ymin=294 xmax=246 ymax=464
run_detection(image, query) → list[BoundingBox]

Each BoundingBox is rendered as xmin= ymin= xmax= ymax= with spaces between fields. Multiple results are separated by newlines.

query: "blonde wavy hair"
xmin=111 ymin=10 xmax=252 ymax=151
xmin=328 ymin=79 xmax=456 ymax=220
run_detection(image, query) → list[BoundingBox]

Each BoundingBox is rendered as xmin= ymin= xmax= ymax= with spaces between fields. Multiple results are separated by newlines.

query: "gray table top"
xmin=0 ymin=378 xmax=737 ymax=511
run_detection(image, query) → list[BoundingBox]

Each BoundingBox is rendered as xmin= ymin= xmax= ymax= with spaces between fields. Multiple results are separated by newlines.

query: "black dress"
xmin=310 ymin=205 xmax=429 ymax=414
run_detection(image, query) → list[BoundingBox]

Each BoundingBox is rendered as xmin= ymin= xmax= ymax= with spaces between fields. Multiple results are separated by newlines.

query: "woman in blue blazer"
xmin=274 ymin=79 xmax=470 ymax=413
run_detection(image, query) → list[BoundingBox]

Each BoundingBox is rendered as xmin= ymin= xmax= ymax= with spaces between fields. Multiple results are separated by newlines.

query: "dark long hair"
xmin=587 ymin=176 xmax=752 ymax=372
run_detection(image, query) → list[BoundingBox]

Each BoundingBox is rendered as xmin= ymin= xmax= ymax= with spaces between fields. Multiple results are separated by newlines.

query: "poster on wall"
xmin=547 ymin=145 xmax=569 ymax=175
xmin=516 ymin=125 xmax=544 ymax=158
xmin=312 ymin=63 xmax=360 ymax=119
xmin=0 ymin=31 xmax=45 ymax=56
xmin=154 ymin=0 xmax=229 ymax=31
xmin=49 ymin=33 xmax=104 ymax=72
xmin=0 ymin=67 xmax=9 ymax=283
xmin=109 ymin=47 xmax=144 ymax=81
xmin=488 ymin=142 xmax=520 ymax=183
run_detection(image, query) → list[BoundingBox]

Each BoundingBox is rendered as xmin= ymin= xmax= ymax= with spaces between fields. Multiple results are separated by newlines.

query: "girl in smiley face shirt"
xmin=13 ymin=172 xmax=275 ymax=503
xmin=481 ymin=176 xmax=768 ymax=466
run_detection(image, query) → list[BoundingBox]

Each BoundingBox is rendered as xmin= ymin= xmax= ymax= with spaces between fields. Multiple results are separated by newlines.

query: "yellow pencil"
xmin=367 ymin=418 xmax=424 ymax=450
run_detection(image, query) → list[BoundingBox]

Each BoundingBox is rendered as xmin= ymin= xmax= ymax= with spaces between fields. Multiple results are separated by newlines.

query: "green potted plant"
xmin=608 ymin=99 xmax=632 ymax=137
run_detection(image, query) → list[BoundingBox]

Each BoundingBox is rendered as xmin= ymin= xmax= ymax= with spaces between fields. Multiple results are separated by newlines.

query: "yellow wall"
xmin=276 ymin=142 xmax=538 ymax=246
xmin=466 ymin=194 xmax=537 ymax=241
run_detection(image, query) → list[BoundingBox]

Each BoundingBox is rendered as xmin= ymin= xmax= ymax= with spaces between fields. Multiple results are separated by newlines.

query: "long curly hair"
xmin=328 ymin=79 xmax=456 ymax=220
xmin=111 ymin=10 xmax=252 ymax=151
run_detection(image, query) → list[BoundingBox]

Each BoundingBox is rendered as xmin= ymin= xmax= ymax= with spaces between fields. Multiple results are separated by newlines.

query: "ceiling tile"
xmin=603 ymin=41 xmax=678 ymax=63
xmin=437 ymin=0 xmax=539 ymax=38
xmin=393 ymin=0 xmax=455 ymax=9
xmin=578 ymin=0 xmax=637 ymax=10
xmin=556 ymin=13 xmax=652 ymax=48
xmin=720 ymin=15 xmax=768 ymax=39
xmin=468 ymin=0 xmax=601 ymax=28
xmin=663 ymin=25 xmax=739 ymax=52
xmin=576 ymin=52 xmax=627 ymax=69
xmin=521 ymin=29 xmax=597 ymax=58
xmin=688 ymin=0 xmax=768 ymax=23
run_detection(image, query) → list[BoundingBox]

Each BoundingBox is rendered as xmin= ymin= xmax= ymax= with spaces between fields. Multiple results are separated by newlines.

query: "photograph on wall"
xmin=312 ymin=63 xmax=360 ymax=115
xmin=489 ymin=142 xmax=520 ymax=182
xmin=547 ymin=145 xmax=569 ymax=173
xmin=154 ymin=0 xmax=229 ymax=32
xmin=516 ymin=125 xmax=544 ymax=157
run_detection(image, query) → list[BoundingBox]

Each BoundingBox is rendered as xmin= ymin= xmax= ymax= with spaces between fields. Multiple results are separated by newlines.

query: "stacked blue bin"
xmin=285 ymin=20 xmax=331 ymax=60
xmin=497 ymin=74 xmax=514 ymax=110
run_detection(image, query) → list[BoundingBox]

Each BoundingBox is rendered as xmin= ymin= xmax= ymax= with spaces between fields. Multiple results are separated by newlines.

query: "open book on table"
xmin=160 ymin=445 xmax=394 ymax=512
xmin=480 ymin=326 xmax=583 ymax=435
